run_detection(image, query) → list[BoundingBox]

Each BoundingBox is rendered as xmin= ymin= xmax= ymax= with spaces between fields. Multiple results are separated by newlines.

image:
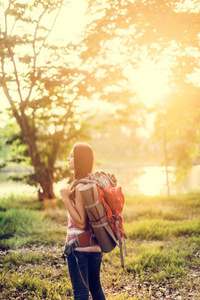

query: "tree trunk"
xmin=17 ymin=110 xmax=56 ymax=201
xmin=163 ymin=125 xmax=170 ymax=199
xmin=36 ymin=166 xmax=56 ymax=201
xmin=38 ymin=175 xmax=55 ymax=201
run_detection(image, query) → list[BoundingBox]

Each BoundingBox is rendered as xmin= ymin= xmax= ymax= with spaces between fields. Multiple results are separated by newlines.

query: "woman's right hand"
xmin=60 ymin=188 xmax=71 ymax=200
xmin=60 ymin=184 xmax=87 ymax=229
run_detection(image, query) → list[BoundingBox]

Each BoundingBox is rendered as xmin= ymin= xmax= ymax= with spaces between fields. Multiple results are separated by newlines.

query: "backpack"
xmin=72 ymin=171 xmax=127 ymax=268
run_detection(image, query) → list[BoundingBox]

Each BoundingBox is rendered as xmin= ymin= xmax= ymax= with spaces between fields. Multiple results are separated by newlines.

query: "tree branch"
xmin=4 ymin=8 xmax=23 ymax=103
xmin=38 ymin=4 xmax=62 ymax=57
xmin=1 ymin=10 xmax=21 ymax=126
xmin=25 ymin=3 xmax=63 ymax=103
xmin=50 ymin=102 xmax=74 ymax=166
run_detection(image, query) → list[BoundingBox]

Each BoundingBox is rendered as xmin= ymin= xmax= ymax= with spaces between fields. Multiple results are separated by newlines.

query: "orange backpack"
xmin=72 ymin=172 xmax=127 ymax=267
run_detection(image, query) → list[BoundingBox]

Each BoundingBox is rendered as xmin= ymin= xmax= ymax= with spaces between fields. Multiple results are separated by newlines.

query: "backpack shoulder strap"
xmin=71 ymin=178 xmax=96 ymax=190
xmin=71 ymin=172 xmax=115 ymax=190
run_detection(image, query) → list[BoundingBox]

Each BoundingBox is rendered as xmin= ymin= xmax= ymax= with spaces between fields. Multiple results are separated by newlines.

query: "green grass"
xmin=0 ymin=271 xmax=72 ymax=300
xmin=125 ymin=218 xmax=200 ymax=240
xmin=2 ymin=251 xmax=55 ymax=270
xmin=0 ymin=193 xmax=43 ymax=211
xmin=124 ymin=192 xmax=200 ymax=221
xmin=0 ymin=199 xmax=66 ymax=249
xmin=126 ymin=242 xmax=186 ymax=280
xmin=0 ymin=192 xmax=200 ymax=299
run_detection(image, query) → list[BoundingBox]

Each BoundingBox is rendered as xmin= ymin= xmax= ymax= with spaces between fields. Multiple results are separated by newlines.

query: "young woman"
xmin=60 ymin=142 xmax=106 ymax=300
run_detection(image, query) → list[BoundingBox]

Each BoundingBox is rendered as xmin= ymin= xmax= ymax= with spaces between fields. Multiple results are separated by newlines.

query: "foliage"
xmin=90 ymin=114 xmax=144 ymax=165
xmin=153 ymin=85 xmax=200 ymax=181
xmin=0 ymin=121 xmax=11 ymax=167
xmin=82 ymin=0 xmax=199 ymax=98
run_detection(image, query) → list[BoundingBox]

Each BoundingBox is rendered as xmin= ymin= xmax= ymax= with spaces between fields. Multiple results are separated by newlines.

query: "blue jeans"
xmin=67 ymin=251 xmax=106 ymax=300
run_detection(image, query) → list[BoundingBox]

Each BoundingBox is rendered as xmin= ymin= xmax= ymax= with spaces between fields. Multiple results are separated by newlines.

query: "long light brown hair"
xmin=73 ymin=143 xmax=94 ymax=180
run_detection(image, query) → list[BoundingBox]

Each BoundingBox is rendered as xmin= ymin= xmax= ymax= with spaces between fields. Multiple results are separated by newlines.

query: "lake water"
xmin=98 ymin=164 xmax=200 ymax=196
xmin=0 ymin=165 xmax=200 ymax=197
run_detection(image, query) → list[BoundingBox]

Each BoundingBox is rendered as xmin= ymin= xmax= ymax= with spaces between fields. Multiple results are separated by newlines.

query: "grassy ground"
xmin=0 ymin=192 xmax=200 ymax=299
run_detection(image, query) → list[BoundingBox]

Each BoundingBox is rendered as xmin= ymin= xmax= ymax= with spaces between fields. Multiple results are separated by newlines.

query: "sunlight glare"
xmin=49 ymin=0 xmax=88 ymax=43
xmin=175 ymin=0 xmax=200 ymax=13
xmin=136 ymin=166 xmax=173 ymax=196
xmin=124 ymin=61 xmax=171 ymax=107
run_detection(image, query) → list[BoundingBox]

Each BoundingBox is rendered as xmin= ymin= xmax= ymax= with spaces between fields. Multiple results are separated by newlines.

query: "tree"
xmin=0 ymin=0 xmax=91 ymax=200
xmin=1 ymin=0 xmax=199 ymax=200
xmin=81 ymin=0 xmax=200 ymax=176
xmin=154 ymin=84 xmax=200 ymax=182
